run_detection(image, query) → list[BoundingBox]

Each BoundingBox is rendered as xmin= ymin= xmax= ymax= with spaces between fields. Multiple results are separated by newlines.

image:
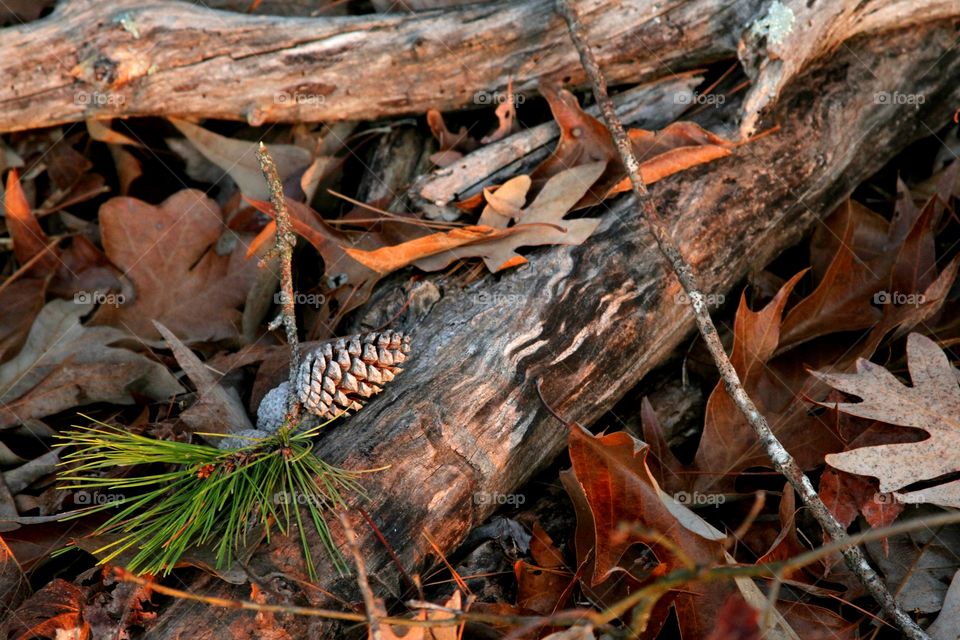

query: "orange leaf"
xmin=4 ymin=169 xmax=57 ymax=271
xmin=532 ymin=84 xmax=735 ymax=209
xmin=345 ymin=225 xmax=503 ymax=274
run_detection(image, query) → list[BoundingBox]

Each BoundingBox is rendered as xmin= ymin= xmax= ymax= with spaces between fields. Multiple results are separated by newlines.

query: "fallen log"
xmin=143 ymin=11 xmax=960 ymax=639
xmin=2 ymin=0 xmax=753 ymax=133
xmin=2 ymin=0 xmax=953 ymax=134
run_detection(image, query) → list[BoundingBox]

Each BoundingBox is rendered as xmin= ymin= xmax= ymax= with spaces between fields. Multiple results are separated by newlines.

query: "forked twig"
xmin=554 ymin=2 xmax=929 ymax=638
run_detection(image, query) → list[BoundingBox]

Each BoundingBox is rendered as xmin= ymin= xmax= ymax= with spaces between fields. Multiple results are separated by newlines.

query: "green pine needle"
xmin=55 ymin=415 xmax=364 ymax=580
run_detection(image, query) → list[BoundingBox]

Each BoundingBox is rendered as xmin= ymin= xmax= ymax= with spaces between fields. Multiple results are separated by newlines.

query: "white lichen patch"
xmin=749 ymin=1 xmax=796 ymax=47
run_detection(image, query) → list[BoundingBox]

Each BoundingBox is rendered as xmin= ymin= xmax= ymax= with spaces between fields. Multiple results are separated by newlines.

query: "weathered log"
xmin=0 ymin=0 xmax=758 ymax=132
xmin=144 ymin=14 xmax=960 ymax=639
xmin=2 ymin=0 xmax=953 ymax=135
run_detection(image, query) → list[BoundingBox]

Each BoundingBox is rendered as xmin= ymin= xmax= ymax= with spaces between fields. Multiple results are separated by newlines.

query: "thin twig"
xmin=114 ymin=511 xmax=960 ymax=634
xmin=257 ymin=142 xmax=302 ymax=425
xmin=554 ymin=2 xmax=929 ymax=638
xmin=339 ymin=510 xmax=382 ymax=640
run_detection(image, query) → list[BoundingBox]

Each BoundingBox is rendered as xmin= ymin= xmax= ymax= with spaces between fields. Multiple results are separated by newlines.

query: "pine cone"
xmin=297 ymin=330 xmax=411 ymax=419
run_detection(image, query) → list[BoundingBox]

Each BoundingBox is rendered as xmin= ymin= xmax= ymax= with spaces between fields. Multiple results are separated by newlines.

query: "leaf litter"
xmin=0 ymin=60 xmax=956 ymax=640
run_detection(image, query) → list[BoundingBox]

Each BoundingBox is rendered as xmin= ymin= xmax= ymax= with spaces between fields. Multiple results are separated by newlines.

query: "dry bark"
xmin=142 ymin=12 xmax=960 ymax=640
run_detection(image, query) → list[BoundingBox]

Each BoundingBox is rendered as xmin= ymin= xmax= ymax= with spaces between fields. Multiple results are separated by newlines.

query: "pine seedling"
xmin=56 ymin=415 xmax=363 ymax=579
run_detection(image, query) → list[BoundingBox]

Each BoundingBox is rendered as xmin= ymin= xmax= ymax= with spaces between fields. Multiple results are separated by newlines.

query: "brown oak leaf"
xmin=92 ymin=190 xmax=259 ymax=344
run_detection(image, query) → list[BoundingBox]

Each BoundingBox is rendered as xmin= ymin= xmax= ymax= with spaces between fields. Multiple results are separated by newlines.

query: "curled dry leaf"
xmin=169 ymin=119 xmax=312 ymax=200
xmin=344 ymin=225 xmax=503 ymax=274
xmin=427 ymin=110 xmax=478 ymax=152
xmin=345 ymin=161 xmax=606 ymax=274
xmin=816 ymin=333 xmax=960 ymax=508
xmin=92 ymin=190 xmax=259 ymax=345
xmin=531 ymin=84 xmax=734 ymax=209
xmin=1 ymin=578 xmax=90 ymax=640
xmin=562 ymin=423 xmax=733 ymax=639
xmin=4 ymin=169 xmax=57 ymax=272
xmin=481 ymin=80 xmax=518 ymax=145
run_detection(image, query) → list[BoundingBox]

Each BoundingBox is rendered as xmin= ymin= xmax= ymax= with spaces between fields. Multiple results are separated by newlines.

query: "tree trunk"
xmin=140 ymin=6 xmax=960 ymax=637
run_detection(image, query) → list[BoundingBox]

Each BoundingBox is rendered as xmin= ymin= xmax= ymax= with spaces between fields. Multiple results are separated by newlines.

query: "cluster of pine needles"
xmin=55 ymin=416 xmax=362 ymax=579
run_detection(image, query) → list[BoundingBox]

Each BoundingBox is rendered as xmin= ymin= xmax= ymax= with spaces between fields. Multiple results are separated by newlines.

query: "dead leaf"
xmin=477 ymin=175 xmax=530 ymax=227
xmin=85 ymin=119 xmax=142 ymax=148
xmin=344 ymin=162 xmax=605 ymax=275
xmin=864 ymin=511 xmax=960 ymax=613
xmin=0 ymin=535 xmax=30 ymax=614
xmin=532 ymin=84 xmax=734 ymax=209
xmin=245 ymin=197 xmax=381 ymax=335
xmin=778 ymin=208 xmax=882 ymax=349
xmin=345 ymin=226 xmax=504 ymax=274
xmin=820 ymin=468 xmax=902 ymax=535
xmin=426 ymin=109 xmax=478 ymax=161
xmin=481 ymin=80 xmax=518 ymax=145
xmin=541 ymin=627 xmax=596 ymax=640
xmin=4 ymin=169 xmax=57 ymax=272
xmin=1 ymin=578 xmax=90 ymax=640
xmin=817 ymin=333 xmax=960 ymax=508
xmin=693 ymin=271 xmax=845 ymax=489
xmin=704 ymin=593 xmax=760 ymax=640
xmin=169 ymin=119 xmax=311 ymax=200
xmin=563 ymin=423 xmax=734 ymax=639
xmin=515 ymin=523 xmax=571 ymax=615
xmin=153 ymin=321 xmax=252 ymax=436
xmin=0 ymin=279 xmax=47 ymax=364
xmin=928 ymin=569 xmax=960 ymax=640
xmin=0 ymin=299 xmax=184 ymax=428
xmin=377 ymin=590 xmax=464 ymax=640
xmin=92 ymin=190 xmax=259 ymax=345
